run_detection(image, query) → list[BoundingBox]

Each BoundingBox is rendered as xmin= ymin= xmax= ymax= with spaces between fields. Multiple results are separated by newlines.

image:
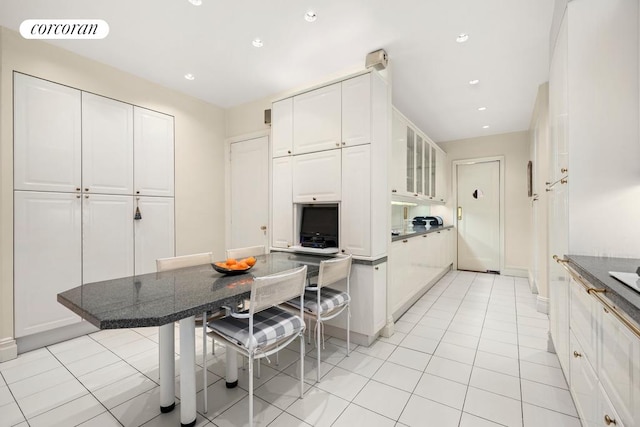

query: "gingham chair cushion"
xmin=288 ymin=287 xmax=350 ymax=315
xmin=208 ymin=306 xmax=303 ymax=350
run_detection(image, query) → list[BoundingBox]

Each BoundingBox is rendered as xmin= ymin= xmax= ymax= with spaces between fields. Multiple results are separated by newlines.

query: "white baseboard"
xmin=502 ymin=268 xmax=529 ymax=278
xmin=17 ymin=321 xmax=98 ymax=354
xmin=536 ymin=295 xmax=550 ymax=314
xmin=528 ymin=271 xmax=539 ymax=294
xmin=0 ymin=337 xmax=18 ymax=362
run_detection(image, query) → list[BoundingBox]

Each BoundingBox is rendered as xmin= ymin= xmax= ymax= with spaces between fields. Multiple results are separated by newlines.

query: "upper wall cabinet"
xmin=271 ymin=98 xmax=293 ymax=157
xmin=292 ymin=149 xmax=341 ymax=203
xmin=14 ymin=73 xmax=82 ymax=193
xmin=341 ymin=74 xmax=371 ymax=147
xmin=82 ymin=93 xmax=134 ymax=195
xmin=293 ymin=83 xmax=342 ymax=154
xmin=133 ymin=107 xmax=175 ymax=197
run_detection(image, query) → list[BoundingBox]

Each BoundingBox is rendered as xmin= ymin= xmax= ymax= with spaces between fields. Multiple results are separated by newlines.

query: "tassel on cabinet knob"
xmin=134 ymin=206 xmax=142 ymax=220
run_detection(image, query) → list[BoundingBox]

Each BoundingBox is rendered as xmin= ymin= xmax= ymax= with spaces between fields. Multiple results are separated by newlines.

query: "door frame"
xmin=224 ymin=130 xmax=270 ymax=252
xmin=452 ymin=156 xmax=505 ymax=273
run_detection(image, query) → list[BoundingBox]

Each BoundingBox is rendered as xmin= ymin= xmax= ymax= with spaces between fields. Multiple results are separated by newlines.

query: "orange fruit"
xmin=215 ymin=262 xmax=226 ymax=268
xmin=244 ymin=256 xmax=256 ymax=266
xmin=225 ymin=258 xmax=237 ymax=266
xmin=237 ymin=261 xmax=249 ymax=269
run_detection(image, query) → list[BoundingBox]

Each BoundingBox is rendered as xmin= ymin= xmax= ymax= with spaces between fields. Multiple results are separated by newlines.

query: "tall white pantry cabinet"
xmin=13 ymin=73 xmax=175 ymax=338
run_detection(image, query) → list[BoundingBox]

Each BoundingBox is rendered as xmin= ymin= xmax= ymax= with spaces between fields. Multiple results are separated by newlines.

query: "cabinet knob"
xmin=561 ymin=168 xmax=568 ymax=173
xmin=84 ymin=188 xmax=89 ymax=192
xmin=335 ymin=143 xmax=340 ymax=147
xmin=76 ymin=195 xmax=81 ymax=199
xmin=375 ymin=266 xmax=379 ymax=270
xmin=287 ymin=150 xmax=291 ymax=154
xmin=76 ymin=187 xmax=81 ymax=192
xmin=312 ymin=197 xmax=316 ymax=201
xmin=440 ymin=199 xmax=444 ymax=201
xmin=341 ymin=249 xmax=345 ymax=253
xmin=342 ymin=142 xmax=346 ymax=145
xmin=84 ymin=195 xmax=89 ymax=199
xmin=260 ymin=225 xmax=267 ymax=231
xmin=604 ymin=415 xmax=617 ymax=425
xmin=422 ymin=235 xmax=427 ymax=238
xmin=414 ymin=193 xmax=418 ymax=197
xmin=402 ymin=239 xmax=408 ymax=243
xmin=136 ymin=191 xmax=140 ymax=194
xmin=573 ymin=351 xmax=582 ymax=358
xmin=392 ymin=189 xmax=397 ymax=193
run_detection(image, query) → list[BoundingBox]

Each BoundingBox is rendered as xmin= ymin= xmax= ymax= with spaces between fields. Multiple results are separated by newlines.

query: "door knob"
xmin=260 ymin=225 xmax=267 ymax=231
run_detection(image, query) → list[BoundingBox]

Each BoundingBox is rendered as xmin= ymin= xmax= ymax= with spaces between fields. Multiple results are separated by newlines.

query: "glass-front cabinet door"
xmin=416 ymin=134 xmax=423 ymax=196
xmin=406 ymin=127 xmax=415 ymax=194
xmin=423 ymin=141 xmax=431 ymax=198
xmin=430 ymin=145 xmax=436 ymax=198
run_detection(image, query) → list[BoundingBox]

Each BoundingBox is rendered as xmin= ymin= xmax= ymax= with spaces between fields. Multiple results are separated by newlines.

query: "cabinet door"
xmin=293 ymin=83 xmax=341 ymax=154
xmin=444 ymin=228 xmax=454 ymax=266
xmin=391 ymin=111 xmax=408 ymax=195
xmin=341 ymin=74 xmax=371 ymax=147
xmin=272 ymin=157 xmax=293 ymax=248
xmin=134 ymin=196 xmax=175 ymax=275
xmin=406 ymin=127 xmax=416 ymax=195
xmin=569 ymin=279 xmax=598 ymax=363
xmin=83 ymin=194 xmax=134 ymax=284
xmin=599 ymin=305 xmax=640 ymax=426
xmin=292 ymin=150 xmax=341 ymax=203
xmin=389 ymin=238 xmax=414 ymax=318
xmin=14 ymin=73 xmax=81 ymax=193
xmin=416 ymin=134 xmax=424 ymax=196
xmin=341 ymin=145 xmax=371 ymax=256
xmin=430 ymin=145 xmax=437 ymax=198
xmin=570 ymin=332 xmax=600 ymax=427
xmin=14 ymin=191 xmax=81 ymax=337
xmin=134 ymin=107 xmax=175 ymax=197
xmin=435 ymin=149 xmax=447 ymax=202
xmin=82 ymin=93 xmax=134 ymax=195
xmin=272 ymin=98 xmax=293 ymax=158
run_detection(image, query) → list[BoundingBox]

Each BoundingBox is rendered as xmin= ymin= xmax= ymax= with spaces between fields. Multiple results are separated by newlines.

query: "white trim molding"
xmin=536 ymin=295 xmax=550 ymax=315
xmin=0 ymin=337 xmax=18 ymax=362
xmin=502 ymin=268 xmax=529 ymax=278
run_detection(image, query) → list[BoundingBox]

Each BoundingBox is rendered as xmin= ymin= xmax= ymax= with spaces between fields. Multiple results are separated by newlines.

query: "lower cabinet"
xmin=564 ymin=275 xmax=639 ymax=427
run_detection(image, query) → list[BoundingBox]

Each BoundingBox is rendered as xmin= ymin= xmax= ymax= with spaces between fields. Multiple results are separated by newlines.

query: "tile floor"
xmin=0 ymin=271 xmax=581 ymax=427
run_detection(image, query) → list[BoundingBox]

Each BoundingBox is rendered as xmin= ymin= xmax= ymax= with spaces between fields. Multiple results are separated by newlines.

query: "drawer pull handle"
xmin=604 ymin=415 xmax=617 ymax=425
xmin=573 ymin=351 xmax=582 ymax=358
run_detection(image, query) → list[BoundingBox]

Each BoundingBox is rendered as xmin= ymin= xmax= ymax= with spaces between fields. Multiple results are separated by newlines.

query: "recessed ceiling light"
xmin=252 ymin=38 xmax=263 ymax=48
xmin=469 ymin=79 xmax=480 ymax=85
xmin=305 ymin=11 xmax=317 ymax=22
xmin=456 ymin=33 xmax=469 ymax=43
xmin=478 ymin=107 xmax=487 ymax=111
xmin=483 ymin=125 xmax=490 ymax=129
xmin=184 ymin=73 xmax=195 ymax=80
xmin=188 ymin=0 xmax=202 ymax=5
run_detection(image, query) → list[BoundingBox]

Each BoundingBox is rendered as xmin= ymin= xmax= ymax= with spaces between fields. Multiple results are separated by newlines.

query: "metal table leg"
xmin=159 ymin=323 xmax=175 ymax=413
xmin=179 ymin=316 xmax=196 ymax=427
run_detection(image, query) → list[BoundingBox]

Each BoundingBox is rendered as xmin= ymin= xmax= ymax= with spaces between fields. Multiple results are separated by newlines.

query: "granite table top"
xmin=566 ymin=255 xmax=640 ymax=326
xmin=58 ymin=252 xmax=327 ymax=329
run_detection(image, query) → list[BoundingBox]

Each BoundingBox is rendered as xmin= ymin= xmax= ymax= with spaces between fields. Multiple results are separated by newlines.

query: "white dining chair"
xmin=226 ymin=245 xmax=265 ymax=259
xmin=286 ymin=254 xmax=352 ymax=382
xmin=156 ymin=252 xmax=217 ymax=413
xmin=207 ymin=266 xmax=308 ymax=427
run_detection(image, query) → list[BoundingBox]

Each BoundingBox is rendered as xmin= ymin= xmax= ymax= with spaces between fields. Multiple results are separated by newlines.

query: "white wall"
xmin=437 ymin=131 xmax=532 ymax=275
xmin=0 ymin=27 xmax=226 ymax=360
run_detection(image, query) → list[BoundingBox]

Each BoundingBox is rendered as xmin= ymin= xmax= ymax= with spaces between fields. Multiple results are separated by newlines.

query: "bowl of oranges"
xmin=212 ymin=256 xmax=257 ymax=275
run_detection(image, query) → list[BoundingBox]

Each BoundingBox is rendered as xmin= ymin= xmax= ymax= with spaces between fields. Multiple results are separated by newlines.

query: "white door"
xmin=292 ymin=150 xmax=342 ymax=203
xmin=271 ymin=157 xmax=293 ymax=249
xmin=83 ymin=194 xmax=134 ymax=283
xmin=271 ymin=98 xmax=293 ymax=158
xmin=341 ymin=145 xmax=371 ymax=256
xmin=456 ymin=161 xmax=500 ymax=272
xmin=82 ymin=93 xmax=134 ymax=195
xmin=14 ymin=191 xmax=82 ymax=337
xmin=134 ymin=196 xmax=175 ymax=275
xmin=13 ymin=73 xmax=82 ymax=193
xmin=341 ymin=74 xmax=371 ymax=147
xmin=134 ymin=107 xmax=175 ymax=197
xmin=293 ymin=83 xmax=341 ymax=154
xmin=230 ymin=136 xmax=269 ymax=249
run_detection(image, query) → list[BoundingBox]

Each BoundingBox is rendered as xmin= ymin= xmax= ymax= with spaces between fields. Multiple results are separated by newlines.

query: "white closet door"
xmin=134 ymin=107 xmax=175 ymax=197
xmin=341 ymin=145 xmax=371 ymax=256
xmin=272 ymin=157 xmax=293 ymax=248
xmin=14 ymin=73 xmax=81 ymax=193
xmin=14 ymin=191 xmax=81 ymax=337
xmin=82 ymin=93 xmax=134 ymax=195
xmin=342 ymin=74 xmax=371 ymax=147
xmin=83 ymin=194 xmax=134 ymax=283
xmin=134 ymin=196 xmax=175 ymax=275
xmin=293 ymin=83 xmax=341 ymax=154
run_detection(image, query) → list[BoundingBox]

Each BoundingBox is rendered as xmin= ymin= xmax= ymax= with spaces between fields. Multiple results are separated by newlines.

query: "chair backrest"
xmin=226 ymin=245 xmax=265 ymax=259
xmin=316 ymin=255 xmax=352 ymax=289
xmin=156 ymin=252 xmax=213 ymax=272
xmin=249 ymin=265 xmax=307 ymax=316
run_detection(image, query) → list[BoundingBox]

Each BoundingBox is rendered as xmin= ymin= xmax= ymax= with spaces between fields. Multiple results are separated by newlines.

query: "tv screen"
xmin=300 ymin=206 xmax=338 ymax=239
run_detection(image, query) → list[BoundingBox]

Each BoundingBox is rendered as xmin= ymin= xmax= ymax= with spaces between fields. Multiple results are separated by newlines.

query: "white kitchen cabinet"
xmin=13 ymin=73 xmax=82 ymax=193
xmin=599 ymin=303 xmax=640 ymax=427
xmin=341 ymin=74 xmax=371 ymax=147
xmin=134 ymin=107 xmax=175 ymax=197
xmin=435 ymin=149 xmax=447 ymax=202
xmin=14 ymin=191 xmax=82 ymax=337
xmin=82 ymin=93 xmax=133 ymax=195
xmin=134 ymin=196 xmax=175 ymax=275
xmin=340 ymin=145 xmax=371 ymax=256
xmin=570 ymin=278 xmax=598 ymax=363
xmin=271 ymin=97 xmax=293 ymax=158
xmin=429 ymin=145 xmax=437 ymax=199
xmin=570 ymin=332 xmax=600 ymax=427
xmin=271 ymin=157 xmax=294 ymax=248
xmin=293 ymin=83 xmax=341 ymax=154
xmin=82 ymin=194 xmax=134 ymax=284
xmin=391 ymin=110 xmax=408 ymax=196
xmin=292 ymin=150 xmax=341 ymax=203
xmin=389 ymin=238 xmax=413 ymax=317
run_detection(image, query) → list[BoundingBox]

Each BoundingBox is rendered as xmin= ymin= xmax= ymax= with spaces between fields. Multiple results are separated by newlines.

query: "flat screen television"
xmin=300 ymin=205 xmax=338 ymax=249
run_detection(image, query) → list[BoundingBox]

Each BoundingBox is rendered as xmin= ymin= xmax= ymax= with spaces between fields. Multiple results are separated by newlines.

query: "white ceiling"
xmin=0 ymin=0 xmax=554 ymax=143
